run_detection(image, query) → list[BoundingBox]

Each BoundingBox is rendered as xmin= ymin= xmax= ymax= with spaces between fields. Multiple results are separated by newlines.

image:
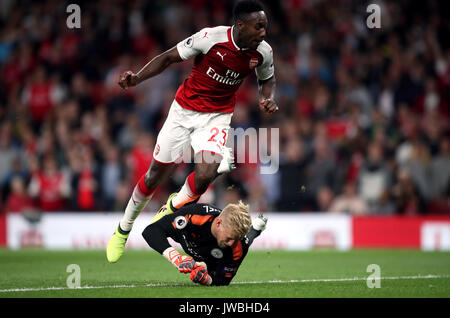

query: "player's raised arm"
xmin=118 ymin=25 xmax=214 ymax=90
xmin=118 ymin=46 xmax=183 ymax=89
xmin=246 ymin=213 xmax=268 ymax=245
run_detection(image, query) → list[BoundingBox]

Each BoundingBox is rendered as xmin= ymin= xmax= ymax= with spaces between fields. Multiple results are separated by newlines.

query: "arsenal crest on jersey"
xmin=249 ymin=57 xmax=258 ymax=69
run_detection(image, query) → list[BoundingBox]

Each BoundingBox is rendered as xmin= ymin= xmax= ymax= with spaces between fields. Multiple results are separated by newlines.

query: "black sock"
xmin=117 ymin=223 xmax=130 ymax=235
xmin=170 ymin=200 xmax=177 ymax=212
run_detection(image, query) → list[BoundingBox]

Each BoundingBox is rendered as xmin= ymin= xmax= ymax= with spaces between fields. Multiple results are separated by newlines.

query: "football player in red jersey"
xmin=142 ymin=201 xmax=268 ymax=286
xmin=107 ymin=0 xmax=277 ymax=263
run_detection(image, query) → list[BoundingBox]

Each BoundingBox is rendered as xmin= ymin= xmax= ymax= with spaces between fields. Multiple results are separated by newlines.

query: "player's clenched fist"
xmin=259 ymin=98 xmax=279 ymax=114
xmin=190 ymin=266 xmax=212 ymax=286
xmin=118 ymin=70 xmax=139 ymax=89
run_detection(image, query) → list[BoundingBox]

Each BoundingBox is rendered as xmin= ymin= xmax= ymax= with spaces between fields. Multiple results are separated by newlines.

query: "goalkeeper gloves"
xmin=163 ymin=247 xmax=199 ymax=273
xmin=252 ymin=213 xmax=268 ymax=231
xmin=190 ymin=266 xmax=212 ymax=286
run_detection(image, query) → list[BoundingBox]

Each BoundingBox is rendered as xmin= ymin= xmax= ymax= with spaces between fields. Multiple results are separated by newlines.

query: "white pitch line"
xmin=232 ymin=274 xmax=450 ymax=285
xmin=0 ymin=274 xmax=449 ymax=293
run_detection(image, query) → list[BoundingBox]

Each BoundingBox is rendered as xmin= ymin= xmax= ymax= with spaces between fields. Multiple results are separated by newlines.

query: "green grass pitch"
xmin=0 ymin=249 xmax=449 ymax=298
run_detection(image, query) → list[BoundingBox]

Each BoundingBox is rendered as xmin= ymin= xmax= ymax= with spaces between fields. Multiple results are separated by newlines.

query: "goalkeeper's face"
xmin=215 ymin=220 xmax=238 ymax=248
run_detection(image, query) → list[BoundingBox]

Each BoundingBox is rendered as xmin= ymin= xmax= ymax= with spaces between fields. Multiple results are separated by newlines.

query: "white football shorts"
xmin=153 ymin=99 xmax=232 ymax=164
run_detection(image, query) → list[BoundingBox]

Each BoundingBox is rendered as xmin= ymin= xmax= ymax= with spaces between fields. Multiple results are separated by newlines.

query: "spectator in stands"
xmin=21 ymin=66 xmax=65 ymax=131
xmin=304 ymin=135 xmax=337 ymax=209
xmin=247 ymin=180 xmax=269 ymax=213
xmin=126 ymin=131 xmax=155 ymax=189
xmin=329 ymin=181 xmax=369 ymax=215
xmin=72 ymin=146 xmax=99 ymax=211
xmin=5 ymin=176 xmax=34 ymax=213
xmin=113 ymin=180 xmax=131 ymax=212
xmin=28 ymin=155 xmax=71 ymax=211
xmin=357 ymin=142 xmax=392 ymax=212
xmin=392 ymin=168 xmax=426 ymax=214
xmin=428 ymin=134 xmax=450 ymax=213
xmin=402 ymin=139 xmax=432 ymax=201
xmin=0 ymin=122 xmax=26 ymax=195
xmin=276 ymin=137 xmax=308 ymax=211
xmin=316 ymin=186 xmax=334 ymax=212
xmin=1 ymin=155 xmax=29 ymax=203
xmin=100 ymin=145 xmax=125 ymax=210
xmin=222 ymin=186 xmax=243 ymax=206
xmin=371 ymin=189 xmax=397 ymax=215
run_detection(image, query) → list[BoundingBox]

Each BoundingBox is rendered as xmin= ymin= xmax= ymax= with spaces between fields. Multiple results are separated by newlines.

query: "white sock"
xmin=171 ymin=172 xmax=200 ymax=210
xmin=119 ymin=185 xmax=154 ymax=232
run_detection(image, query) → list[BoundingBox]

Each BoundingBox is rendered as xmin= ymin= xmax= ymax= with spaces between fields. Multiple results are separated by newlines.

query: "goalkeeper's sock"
xmin=171 ymin=172 xmax=201 ymax=210
xmin=120 ymin=174 xmax=156 ymax=232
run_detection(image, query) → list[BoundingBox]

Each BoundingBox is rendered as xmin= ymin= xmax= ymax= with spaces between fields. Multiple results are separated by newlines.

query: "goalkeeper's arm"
xmin=246 ymin=213 xmax=268 ymax=245
xmin=142 ymin=219 xmax=198 ymax=273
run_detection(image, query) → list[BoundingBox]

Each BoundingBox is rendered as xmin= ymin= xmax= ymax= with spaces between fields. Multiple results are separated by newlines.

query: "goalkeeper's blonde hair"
xmin=220 ymin=200 xmax=252 ymax=240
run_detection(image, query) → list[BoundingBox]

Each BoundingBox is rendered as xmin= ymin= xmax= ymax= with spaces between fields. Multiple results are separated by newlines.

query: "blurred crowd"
xmin=0 ymin=0 xmax=449 ymax=215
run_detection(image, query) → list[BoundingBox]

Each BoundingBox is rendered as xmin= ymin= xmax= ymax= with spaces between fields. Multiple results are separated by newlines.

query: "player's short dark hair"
xmin=233 ymin=0 xmax=265 ymax=22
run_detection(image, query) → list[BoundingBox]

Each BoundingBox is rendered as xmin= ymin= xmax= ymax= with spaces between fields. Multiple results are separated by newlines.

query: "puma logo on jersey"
xmin=216 ymin=51 xmax=226 ymax=61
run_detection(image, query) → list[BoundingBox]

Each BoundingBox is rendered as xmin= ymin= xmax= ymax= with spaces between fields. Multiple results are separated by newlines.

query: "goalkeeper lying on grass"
xmin=142 ymin=200 xmax=267 ymax=286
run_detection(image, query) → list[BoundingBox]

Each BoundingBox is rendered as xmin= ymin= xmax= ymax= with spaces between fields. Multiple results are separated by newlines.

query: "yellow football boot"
xmin=151 ymin=192 xmax=178 ymax=224
xmin=106 ymin=226 xmax=129 ymax=263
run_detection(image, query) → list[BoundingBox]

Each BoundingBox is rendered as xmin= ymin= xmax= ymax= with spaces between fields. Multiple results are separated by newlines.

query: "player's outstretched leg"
xmin=106 ymin=160 xmax=174 ymax=263
xmin=151 ymin=149 xmax=235 ymax=224
xmin=171 ymin=152 xmax=221 ymax=209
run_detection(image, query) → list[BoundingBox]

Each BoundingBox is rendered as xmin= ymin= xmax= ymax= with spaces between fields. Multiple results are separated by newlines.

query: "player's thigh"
xmin=191 ymin=113 xmax=232 ymax=165
xmin=153 ymin=103 xmax=192 ymax=164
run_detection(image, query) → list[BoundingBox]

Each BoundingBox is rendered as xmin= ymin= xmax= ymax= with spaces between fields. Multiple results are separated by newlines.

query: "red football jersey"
xmin=36 ymin=172 xmax=65 ymax=211
xmin=175 ymin=26 xmax=274 ymax=113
